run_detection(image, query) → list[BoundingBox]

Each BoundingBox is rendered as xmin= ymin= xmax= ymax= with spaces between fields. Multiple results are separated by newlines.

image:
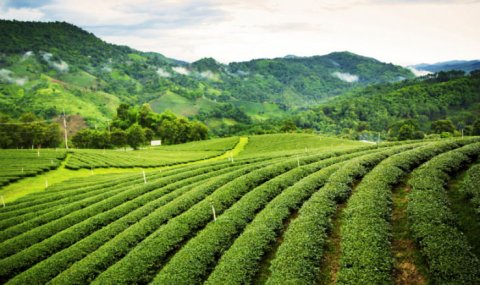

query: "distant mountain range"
xmin=412 ymin=60 xmax=480 ymax=74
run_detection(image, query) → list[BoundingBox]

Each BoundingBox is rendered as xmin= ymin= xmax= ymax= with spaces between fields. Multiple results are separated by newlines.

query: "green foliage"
xmin=2 ymin=135 xmax=480 ymax=284
xmin=472 ymin=119 xmax=480 ymax=135
xmin=153 ymin=150 xmax=369 ymax=284
xmin=431 ymin=119 xmax=455 ymax=134
xmin=268 ymin=145 xmax=416 ymax=284
xmin=294 ymin=73 xmax=480 ymax=136
xmin=0 ymin=113 xmax=61 ymax=148
xmin=408 ymin=142 xmax=480 ymax=284
xmin=337 ymin=140 xmax=467 ymax=285
xmin=126 ymin=123 xmax=145 ymax=150
xmin=0 ymin=20 xmax=417 ymax=136
xmin=461 ymin=164 xmax=480 ymax=213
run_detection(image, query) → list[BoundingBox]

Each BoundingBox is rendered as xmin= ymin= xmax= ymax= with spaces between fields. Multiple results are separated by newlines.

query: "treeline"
xmin=0 ymin=113 xmax=61 ymax=148
xmin=72 ymin=104 xmax=208 ymax=149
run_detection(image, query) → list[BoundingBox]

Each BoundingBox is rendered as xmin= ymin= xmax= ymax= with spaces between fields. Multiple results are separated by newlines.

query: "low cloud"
xmin=332 ymin=71 xmax=359 ymax=82
xmin=407 ymin=66 xmax=431 ymax=77
xmin=0 ymin=69 xmax=28 ymax=86
xmin=156 ymin=67 xmax=171 ymax=78
xmin=172 ymin=66 xmax=190 ymax=75
xmin=199 ymin=70 xmax=219 ymax=80
xmin=41 ymin=52 xmax=69 ymax=72
xmin=21 ymin=51 xmax=34 ymax=61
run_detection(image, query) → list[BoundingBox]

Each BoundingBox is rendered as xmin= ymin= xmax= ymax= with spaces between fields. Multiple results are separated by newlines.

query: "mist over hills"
xmin=412 ymin=60 xmax=480 ymax=74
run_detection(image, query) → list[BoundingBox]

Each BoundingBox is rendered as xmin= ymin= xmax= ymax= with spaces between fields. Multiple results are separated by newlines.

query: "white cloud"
xmin=21 ymin=51 xmax=34 ymax=61
xmin=0 ymin=69 xmax=28 ymax=86
xmin=41 ymin=52 xmax=69 ymax=72
xmin=407 ymin=66 xmax=432 ymax=77
xmin=156 ymin=67 xmax=171 ymax=78
xmin=332 ymin=71 xmax=359 ymax=82
xmin=0 ymin=7 xmax=44 ymax=21
xmin=199 ymin=70 xmax=219 ymax=80
xmin=172 ymin=66 xmax=190 ymax=75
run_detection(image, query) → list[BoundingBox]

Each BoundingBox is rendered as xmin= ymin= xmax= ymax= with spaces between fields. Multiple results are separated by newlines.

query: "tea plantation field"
xmin=1 ymin=134 xmax=480 ymax=284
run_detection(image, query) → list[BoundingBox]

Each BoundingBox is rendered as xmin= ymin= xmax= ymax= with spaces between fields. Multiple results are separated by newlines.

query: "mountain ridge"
xmin=1 ymin=19 xmax=414 ymax=135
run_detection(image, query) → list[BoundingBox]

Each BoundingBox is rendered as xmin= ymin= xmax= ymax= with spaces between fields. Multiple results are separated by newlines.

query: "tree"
xmin=127 ymin=123 xmax=145 ymax=150
xmin=138 ymin=103 xmax=156 ymax=129
xmin=431 ymin=120 xmax=455 ymax=134
xmin=398 ymin=124 xmax=415 ymax=141
xmin=110 ymin=129 xmax=127 ymax=148
xmin=72 ymin=129 xmax=93 ymax=148
xmin=280 ymin=120 xmax=297 ymax=133
xmin=472 ymin=119 xmax=480 ymax=136
xmin=190 ymin=122 xmax=209 ymax=141
xmin=144 ymin=127 xmax=154 ymax=142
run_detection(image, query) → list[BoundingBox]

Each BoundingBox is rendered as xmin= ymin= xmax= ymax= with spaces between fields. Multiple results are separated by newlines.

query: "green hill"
xmin=290 ymin=71 xmax=480 ymax=139
xmin=0 ymin=20 xmax=414 ymax=133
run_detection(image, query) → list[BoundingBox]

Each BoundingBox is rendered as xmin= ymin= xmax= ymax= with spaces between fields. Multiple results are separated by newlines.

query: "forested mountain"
xmin=0 ymin=20 xmax=414 ymax=135
xmin=288 ymin=71 xmax=480 ymax=139
xmin=413 ymin=60 xmax=480 ymax=74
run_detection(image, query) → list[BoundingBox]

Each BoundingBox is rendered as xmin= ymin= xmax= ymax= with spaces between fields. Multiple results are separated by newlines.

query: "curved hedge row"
xmin=7 ymin=165 xmax=248 ymax=285
xmin=91 ymin=150 xmax=361 ymax=284
xmin=266 ymin=144 xmax=420 ymax=284
xmin=407 ymin=142 xmax=480 ymax=284
xmin=203 ymin=151 xmax=383 ymax=285
xmin=0 ymin=159 xmax=263 ymax=282
xmin=461 ymin=163 xmax=480 ymax=213
xmin=153 ymin=150 xmax=377 ymax=284
xmin=337 ymin=140 xmax=468 ymax=285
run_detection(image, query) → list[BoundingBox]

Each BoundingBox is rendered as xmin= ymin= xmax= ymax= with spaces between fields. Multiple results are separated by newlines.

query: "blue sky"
xmin=1 ymin=0 xmax=479 ymax=65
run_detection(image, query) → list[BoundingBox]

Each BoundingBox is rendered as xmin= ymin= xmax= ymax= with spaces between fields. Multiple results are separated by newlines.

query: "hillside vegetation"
xmin=0 ymin=20 xmax=414 ymax=135
xmin=289 ymin=71 xmax=480 ymax=139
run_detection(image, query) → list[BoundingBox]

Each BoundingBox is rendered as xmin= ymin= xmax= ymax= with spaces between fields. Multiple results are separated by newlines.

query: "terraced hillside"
xmin=1 ymin=134 xmax=480 ymax=284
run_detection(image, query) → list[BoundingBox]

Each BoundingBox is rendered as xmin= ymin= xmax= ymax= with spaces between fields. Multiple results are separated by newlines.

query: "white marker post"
xmin=90 ymin=167 xmax=94 ymax=175
xmin=1 ymin=196 xmax=5 ymax=208
xmin=143 ymin=169 xmax=147 ymax=184
xmin=21 ymin=167 xmax=24 ymax=173
xmin=45 ymin=179 xmax=48 ymax=188
xmin=297 ymin=155 xmax=300 ymax=167
xmin=211 ymin=203 xmax=217 ymax=222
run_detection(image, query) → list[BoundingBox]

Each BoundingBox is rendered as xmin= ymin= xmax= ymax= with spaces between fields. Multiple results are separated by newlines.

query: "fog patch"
xmin=199 ymin=70 xmax=219 ymax=80
xmin=172 ymin=66 xmax=190 ymax=75
xmin=226 ymin=68 xmax=249 ymax=77
xmin=102 ymin=66 xmax=112 ymax=72
xmin=332 ymin=71 xmax=359 ymax=83
xmin=407 ymin=66 xmax=431 ymax=77
xmin=21 ymin=51 xmax=34 ymax=61
xmin=157 ymin=67 xmax=171 ymax=78
xmin=0 ymin=69 xmax=28 ymax=86
xmin=41 ymin=52 xmax=69 ymax=73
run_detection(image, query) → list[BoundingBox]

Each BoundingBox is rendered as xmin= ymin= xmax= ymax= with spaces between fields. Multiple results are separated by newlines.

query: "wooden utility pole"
xmin=63 ymin=109 xmax=69 ymax=149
